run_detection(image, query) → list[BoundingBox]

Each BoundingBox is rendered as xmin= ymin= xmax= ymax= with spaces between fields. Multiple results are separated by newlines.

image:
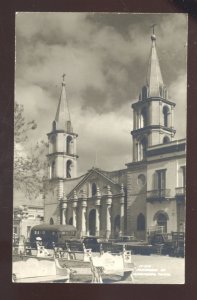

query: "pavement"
xmin=69 ymin=253 xmax=184 ymax=284
xmin=131 ymin=254 xmax=185 ymax=284
xmin=12 ymin=252 xmax=185 ymax=284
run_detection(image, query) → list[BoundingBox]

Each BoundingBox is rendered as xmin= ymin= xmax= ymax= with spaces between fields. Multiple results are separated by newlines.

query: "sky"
xmin=15 ymin=12 xmax=188 ymax=177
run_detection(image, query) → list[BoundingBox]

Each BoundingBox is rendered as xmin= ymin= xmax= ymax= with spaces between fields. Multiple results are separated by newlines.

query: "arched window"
xmin=140 ymin=137 xmax=148 ymax=160
xmin=114 ymin=215 xmax=120 ymax=238
xmin=163 ymin=106 xmax=169 ymax=127
xmin=66 ymin=160 xmax=72 ymax=178
xmin=51 ymin=161 xmax=55 ymax=178
xmin=52 ymin=121 xmax=56 ymax=131
xmin=89 ymin=209 xmax=96 ymax=236
xmin=68 ymin=217 xmax=73 ymax=225
xmin=137 ymin=174 xmax=146 ymax=186
xmin=137 ymin=213 xmax=145 ymax=231
xmin=142 ymin=86 xmax=148 ymax=100
xmin=141 ymin=107 xmax=148 ymax=127
xmin=50 ymin=217 xmax=54 ymax=225
xmin=154 ymin=211 xmax=169 ymax=233
xmin=92 ymin=183 xmax=97 ymax=196
xmin=163 ymin=136 xmax=170 ymax=144
xmin=66 ymin=135 xmax=72 ymax=154
xmin=67 ymin=120 xmax=72 ymax=133
xmin=50 ymin=135 xmax=56 ymax=153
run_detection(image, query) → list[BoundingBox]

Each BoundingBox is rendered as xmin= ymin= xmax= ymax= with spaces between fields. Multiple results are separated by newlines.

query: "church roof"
xmin=66 ymin=167 xmax=122 ymax=199
xmin=54 ymin=75 xmax=72 ymax=131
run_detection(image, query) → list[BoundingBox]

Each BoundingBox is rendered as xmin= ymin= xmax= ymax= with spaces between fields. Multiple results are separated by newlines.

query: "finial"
xmin=62 ymin=73 xmax=66 ymax=86
xmin=107 ymin=185 xmax=112 ymax=196
xmin=96 ymin=187 xmax=101 ymax=197
xmin=151 ymin=24 xmax=157 ymax=41
xmin=82 ymin=190 xmax=87 ymax=199
xmin=73 ymin=190 xmax=78 ymax=200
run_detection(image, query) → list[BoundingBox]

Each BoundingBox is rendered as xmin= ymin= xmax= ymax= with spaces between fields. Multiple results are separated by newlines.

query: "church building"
xmin=44 ymin=30 xmax=186 ymax=240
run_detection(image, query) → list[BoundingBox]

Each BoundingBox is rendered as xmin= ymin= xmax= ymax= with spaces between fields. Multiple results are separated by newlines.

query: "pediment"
xmin=67 ymin=168 xmax=121 ymax=199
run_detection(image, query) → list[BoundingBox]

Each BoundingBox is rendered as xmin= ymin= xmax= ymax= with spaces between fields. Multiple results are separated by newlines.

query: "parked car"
xmin=148 ymin=232 xmax=185 ymax=257
xmin=83 ymin=236 xmax=111 ymax=252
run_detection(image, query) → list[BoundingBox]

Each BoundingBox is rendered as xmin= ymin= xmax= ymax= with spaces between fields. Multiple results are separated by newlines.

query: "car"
xmin=83 ymin=236 xmax=102 ymax=252
xmin=115 ymin=235 xmax=136 ymax=243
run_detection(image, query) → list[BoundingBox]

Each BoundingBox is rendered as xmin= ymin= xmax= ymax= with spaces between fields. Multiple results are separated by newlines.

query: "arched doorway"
xmin=89 ymin=209 xmax=96 ymax=236
xmin=154 ymin=211 xmax=169 ymax=233
xmin=137 ymin=213 xmax=145 ymax=231
xmin=114 ymin=215 xmax=120 ymax=238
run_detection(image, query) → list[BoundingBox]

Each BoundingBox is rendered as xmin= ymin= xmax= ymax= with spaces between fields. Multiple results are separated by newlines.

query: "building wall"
xmin=146 ymin=151 xmax=186 ymax=233
xmin=126 ymin=164 xmax=147 ymax=240
xmin=147 ymin=200 xmax=177 ymax=233
xmin=44 ymin=181 xmax=60 ymax=224
xmin=13 ymin=206 xmax=44 ymax=239
xmin=147 ymin=157 xmax=186 ymax=197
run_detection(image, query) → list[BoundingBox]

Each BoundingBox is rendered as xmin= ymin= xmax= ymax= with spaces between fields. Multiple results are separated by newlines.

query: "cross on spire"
xmin=62 ymin=73 xmax=66 ymax=85
xmin=151 ymin=23 xmax=157 ymax=35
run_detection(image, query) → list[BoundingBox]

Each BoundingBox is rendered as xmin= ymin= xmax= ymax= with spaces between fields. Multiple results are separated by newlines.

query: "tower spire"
xmin=54 ymin=74 xmax=72 ymax=132
xmin=146 ymin=26 xmax=165 ymax=98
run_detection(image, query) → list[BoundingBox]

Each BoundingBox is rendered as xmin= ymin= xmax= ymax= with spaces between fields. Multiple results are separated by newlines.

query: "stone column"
xmin=95 ymin=187 xmax=101 ymax=236
xmin=81 ymin=191 xmax=87 ymax=237
xmin=119 ymin=184 xmax=125 ymax=237
xmin=61 ymin=198 xmax=68 ymax=225
xmin=72 ymin=190 xmax=78 ymax=228
xmin=106 ymin=185 xmax=112 ymax=239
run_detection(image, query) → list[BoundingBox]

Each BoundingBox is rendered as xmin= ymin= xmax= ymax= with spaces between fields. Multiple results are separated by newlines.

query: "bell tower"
xmin=47 ymin=75 xmax=78 ymax=179
xmin=131 ymin=27 xmax=176 ymax=162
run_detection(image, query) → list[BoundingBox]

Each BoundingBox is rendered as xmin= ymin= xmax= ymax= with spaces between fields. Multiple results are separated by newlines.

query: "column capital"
xmin=95 ymin=199 xmax=101 ymax=206
xmin=96 ymin=187 xmax=101 ymax=205
xmin=81 ymin=190 xmax=87 ymax=207
xmin=61 ymin=200 xmax=68 ymax=209
xmin=107 ymin=185 xmax=112 ymax=196
xmin=120 ymin=183 xmax=125 ymax=196
xmin=106 ymin=185 xmax=112 ymax=206
xmin=96 ymin=187 xmax=101 ymax=198
xmin=72 ymin=190 xmax=78 ymax=208
xmin=81 ymin=200 xmax=87 ymax=207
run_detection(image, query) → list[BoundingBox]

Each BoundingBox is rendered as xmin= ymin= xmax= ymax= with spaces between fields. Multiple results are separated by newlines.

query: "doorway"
xmin=89 ymin=209 xmax=96 ymax=236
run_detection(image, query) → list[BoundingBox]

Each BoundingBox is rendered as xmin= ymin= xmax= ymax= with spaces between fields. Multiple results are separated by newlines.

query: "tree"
xmin=14 ymin=102 xmax=48 ymax=200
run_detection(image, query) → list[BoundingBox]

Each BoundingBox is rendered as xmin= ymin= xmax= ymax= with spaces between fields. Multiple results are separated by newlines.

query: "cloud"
xmin=15 ymin=12 xmax=187 ymax=179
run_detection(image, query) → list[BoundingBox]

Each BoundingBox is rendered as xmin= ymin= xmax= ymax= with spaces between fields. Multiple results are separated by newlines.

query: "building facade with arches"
xmin=44 ymin=31 xmax=186 ymax=240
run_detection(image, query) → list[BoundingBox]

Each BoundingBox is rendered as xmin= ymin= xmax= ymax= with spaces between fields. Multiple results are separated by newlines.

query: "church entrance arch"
xmin=89 ymin=209 xmax=96 ymax=236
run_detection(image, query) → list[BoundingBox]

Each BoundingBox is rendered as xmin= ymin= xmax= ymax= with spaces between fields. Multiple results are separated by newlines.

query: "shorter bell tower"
xmin=47 ymin=75 xmax=78 ymax=179
xmin=131 ymin=28 xmax=176 ymax=162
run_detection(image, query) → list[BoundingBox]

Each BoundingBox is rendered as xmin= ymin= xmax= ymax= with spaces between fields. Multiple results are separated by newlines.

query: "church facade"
xmin=44 ymin=31 xmax=186 ymax=240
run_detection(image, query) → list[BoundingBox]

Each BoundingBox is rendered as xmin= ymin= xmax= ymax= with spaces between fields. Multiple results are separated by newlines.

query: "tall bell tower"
xmin=47 ymin=75 xmax=78 ymax=180
xmin=131 ymin=27 xmax=176 ymax=162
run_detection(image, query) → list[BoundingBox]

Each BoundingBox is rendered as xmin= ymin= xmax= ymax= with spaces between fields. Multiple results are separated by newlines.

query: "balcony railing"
xmin=175 ymin=187 xmax=186 ymax=196
xmin=147 ymin=189 xmax=171 ymax=201
xmin=147 ymin=225 xmax=166 ymax=235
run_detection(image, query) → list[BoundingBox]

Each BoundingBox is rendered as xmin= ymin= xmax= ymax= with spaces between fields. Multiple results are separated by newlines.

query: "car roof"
xmin=31 ymin=224 xmax=76 ymax=232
